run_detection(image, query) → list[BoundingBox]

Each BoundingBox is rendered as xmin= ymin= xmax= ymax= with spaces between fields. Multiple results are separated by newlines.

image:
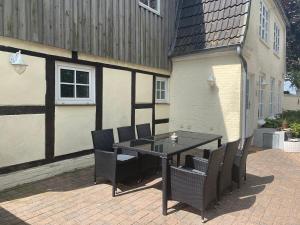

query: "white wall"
xmin=102 ymin=68 xmax=132 ymax=142
xmin=170 ymin=52 xmax=242 ymax=143
xmin=0 ymin=115 xmax=45 ymax=167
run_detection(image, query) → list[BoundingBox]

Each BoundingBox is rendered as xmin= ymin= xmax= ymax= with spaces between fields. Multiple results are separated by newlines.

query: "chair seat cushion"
xmin=117 ymin=154 xmax=137 ymax=162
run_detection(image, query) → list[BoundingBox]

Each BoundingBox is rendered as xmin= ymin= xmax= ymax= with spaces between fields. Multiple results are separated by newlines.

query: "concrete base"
xmin=0 ymin=154 xmax=94 ymax=191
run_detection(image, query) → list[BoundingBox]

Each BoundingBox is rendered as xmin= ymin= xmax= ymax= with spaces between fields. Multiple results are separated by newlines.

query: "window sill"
xmin=139 ymin=2 xmax=161 ymax=17
xmin=55 ymin=102 xmax=96 ymax=106
xmin=155 ymin=101 xmax=169 ymax=105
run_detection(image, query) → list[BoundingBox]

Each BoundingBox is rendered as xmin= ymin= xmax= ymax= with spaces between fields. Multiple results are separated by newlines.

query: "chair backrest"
xmin=240 ymin=135 xmax=253 ymax=167
xmin=136 ymin=123 xmax=152 ymax=138
xmin=91 ymin=129 xmax=114 ymax=152
xmin=117 ymin=126 xmax=136 ymax=142
xmin=220 ymin=139 xmax=240 ymax=190
xmin=204 ymin=146 xmax=225 ymax=204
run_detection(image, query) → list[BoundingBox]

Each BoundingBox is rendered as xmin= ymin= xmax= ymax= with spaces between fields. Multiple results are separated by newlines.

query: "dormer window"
xmin=259 ymin=1 xmax=269 ymax=43
xmin=139 ymin=0 xmax=160 ymax=15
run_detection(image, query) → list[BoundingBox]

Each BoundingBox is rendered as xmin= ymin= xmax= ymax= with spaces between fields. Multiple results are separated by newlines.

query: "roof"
xmin=171 ymin=0 xmax=251 ymax=57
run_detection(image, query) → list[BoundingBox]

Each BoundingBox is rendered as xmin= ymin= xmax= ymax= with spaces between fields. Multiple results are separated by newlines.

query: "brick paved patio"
xmin=1 ymin=148 xmax=300 ymax=225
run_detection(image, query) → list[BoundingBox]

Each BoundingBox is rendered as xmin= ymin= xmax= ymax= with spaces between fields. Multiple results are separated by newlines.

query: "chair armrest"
xmin=185 ymin=155 xmax=209 ymax=173
xmin=94 ymin=149 xmax=117 ymax=180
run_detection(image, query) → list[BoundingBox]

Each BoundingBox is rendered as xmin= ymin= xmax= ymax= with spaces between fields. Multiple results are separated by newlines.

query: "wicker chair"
xmin=91 ymin=129 xmax=138 ymax=197
xmin=117 ymin=126 xmax=139 ymax=157
xmin=169 ymin=147 xmax=224 ymax=223
xmin=218 ymin=139 xmax=241 ymax=198
xmin=232 ymin=135 xmax=253 ymax=188
xmin=136 ymin=123 xmax=161 ymax=173
xmin=136 ymin=123 xmax=152 ymax=138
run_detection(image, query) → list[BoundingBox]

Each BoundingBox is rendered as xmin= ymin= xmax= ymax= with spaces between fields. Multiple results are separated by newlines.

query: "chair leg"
xmin=201 ymin=210 xmax=205 ymax=223
xmin=94 ymin=168 xmax=97 ymax=185
xmin=237 ymin=179 xmax=240 ymax=189
xmin=244 ymin=173 xmax=247 ymax=181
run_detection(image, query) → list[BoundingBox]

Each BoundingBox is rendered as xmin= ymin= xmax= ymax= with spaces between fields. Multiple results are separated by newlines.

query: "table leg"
xmin=218 ymin=138 xmax=222 ymax=147
xmin=162 ymin=157 xmax=168 ymax=216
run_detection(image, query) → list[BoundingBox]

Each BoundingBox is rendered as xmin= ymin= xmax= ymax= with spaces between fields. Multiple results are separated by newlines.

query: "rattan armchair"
xmin=232 ymin=135 xmax=253 ymax=188
xmin=218 ymin=139 xmax=240 ymax=198
xmin=91 ymin=129 xmax=138 ymax=197
xmin=169 ymin=147 xmax=224 ymax=223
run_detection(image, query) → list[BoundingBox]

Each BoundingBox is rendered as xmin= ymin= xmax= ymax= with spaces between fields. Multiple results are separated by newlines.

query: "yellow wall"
xmin=243 ymin=0 xmax=286 ymax=132
xmin=136 ymin=73 xmax=153 ymax=103
xmin=283 ymin=95 xmax=300 ymax=111
xmin=155 ymin=123 xmax=169 ymax=135
xmin=55 ymin=106 xmax=96 ymax=156
xmin=155 ymin=104 xmax=170 ymax=120
xmin=0 ymin=115 xmax=45 ymax=167
xmin=102 ymin=68 xmax=132 ymax=142
xmin=170 ymin=52 xmax=242 ymax=143
xmin=135 ymin=109 xmax=152 ymax=128
xmin=0 ymin=51 xmax=46 ymax=105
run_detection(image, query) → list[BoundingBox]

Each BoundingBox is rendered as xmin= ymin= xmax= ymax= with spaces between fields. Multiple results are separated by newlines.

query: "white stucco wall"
xmin=0 ymin=51 xmax=46 ymax=105
xmin=170 ymin=52 xmax=242 ymax=143
xmin=55 ymin=106 xmax=96 ymax=156
xmin=102 ymin=68 xmax=132 ymax=142
xmin=0 ymin=115 xmax=45 ymax=167
xmin=243 ymin=0 xmax=287 ymax=133
xmin=135 ymin=109 xmax=153 ymax=128
xmin=283 ymin=95 xmax=300 ymax=111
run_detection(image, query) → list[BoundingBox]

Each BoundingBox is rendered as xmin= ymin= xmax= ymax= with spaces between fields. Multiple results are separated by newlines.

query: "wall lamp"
xmin=207 ymin=74 xmax=216 ymax=87
xmin=10 ymin=50 xmax=28 ymax=75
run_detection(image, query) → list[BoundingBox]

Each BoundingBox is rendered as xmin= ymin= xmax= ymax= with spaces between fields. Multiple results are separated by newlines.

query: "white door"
xmin=245 ymin=75 xmax=254 ymax=137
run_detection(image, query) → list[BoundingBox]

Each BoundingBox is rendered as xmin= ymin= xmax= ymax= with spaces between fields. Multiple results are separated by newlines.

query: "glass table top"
xmin=114 ymin=131 xmax=222 ymax=157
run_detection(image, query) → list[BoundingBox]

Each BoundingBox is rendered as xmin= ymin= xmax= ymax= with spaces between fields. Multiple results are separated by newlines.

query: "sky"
xmin=284 ymin=81 xmax=297 ymax=95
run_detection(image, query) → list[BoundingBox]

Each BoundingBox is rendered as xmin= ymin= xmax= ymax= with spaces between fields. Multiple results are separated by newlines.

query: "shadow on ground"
xmin=168 ymin=173 xmax=274 ymax=221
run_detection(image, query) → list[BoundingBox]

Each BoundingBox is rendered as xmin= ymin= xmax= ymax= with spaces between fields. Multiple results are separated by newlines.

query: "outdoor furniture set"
xmin=91 ymin=124 xmax=253 ymax=223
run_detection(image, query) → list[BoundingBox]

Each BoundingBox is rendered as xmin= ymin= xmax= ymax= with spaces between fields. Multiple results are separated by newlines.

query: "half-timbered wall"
xmin=0 ymin=0 xmax=178 ymax=70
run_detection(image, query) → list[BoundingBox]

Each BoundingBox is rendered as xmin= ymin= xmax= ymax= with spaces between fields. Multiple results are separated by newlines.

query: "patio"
xmin=0 ymin=147 xmax=300 ymax=225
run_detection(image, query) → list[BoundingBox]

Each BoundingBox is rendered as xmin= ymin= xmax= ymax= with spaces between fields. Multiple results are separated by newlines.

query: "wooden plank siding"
xmin=0 ymin=0 xmax=179 ymax=70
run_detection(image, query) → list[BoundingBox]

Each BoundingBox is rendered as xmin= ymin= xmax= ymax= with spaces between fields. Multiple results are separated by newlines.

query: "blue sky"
xmin=284 ymin=81 xmax=297 ymax=94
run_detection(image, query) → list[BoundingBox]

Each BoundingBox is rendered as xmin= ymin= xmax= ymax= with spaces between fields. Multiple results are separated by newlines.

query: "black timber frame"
xmin=0 ymin=46 xmax=169 ymax=175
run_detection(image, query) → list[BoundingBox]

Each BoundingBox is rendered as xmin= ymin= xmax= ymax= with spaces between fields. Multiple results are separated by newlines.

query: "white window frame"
xmin=273 ymin=23 xmax=280 ymax=54
xmin=55 ymin=62 xmax=95 ymax=105
xmin=258 ymin=75 xmax=265 ymax=119
xmin=269 ymin=77 xmax=275 ymax=116
xmin=259 ymin=1 xmax=270 ymax=43
xmin=155 ymin=77 xmax=169 ymax=103
xmin=139 ymin=0 xmax=160 ymax=15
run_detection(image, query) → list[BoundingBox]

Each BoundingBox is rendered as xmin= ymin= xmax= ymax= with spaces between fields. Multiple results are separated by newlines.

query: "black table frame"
xmin=113 ymin=131 xmax=222 ymax=215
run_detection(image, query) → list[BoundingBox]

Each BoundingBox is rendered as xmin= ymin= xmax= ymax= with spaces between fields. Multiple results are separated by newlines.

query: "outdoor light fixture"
xmin=207 ymin=74 xmax=216 ymax=87
xmin=10 ymin=50 xmax=28 ymax=75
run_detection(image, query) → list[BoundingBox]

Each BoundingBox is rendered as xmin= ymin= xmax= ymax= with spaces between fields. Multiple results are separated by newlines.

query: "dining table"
xmin=113 ymin=130 xmax=222 ymax=215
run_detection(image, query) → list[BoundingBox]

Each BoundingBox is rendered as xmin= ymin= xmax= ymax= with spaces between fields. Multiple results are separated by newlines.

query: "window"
xmin=259 ymin=1 xmax=269 ymax=43
xmin=258 ymin=75 xmax=265 ymax=119
xmin=269 ymin=78 xmax=275 ymax=116
xmin=156 ymin=77 xmax=168 ymax=103
xmin=55 ymin=62 xmax=95 ymax=104
xmin=273 ymin=23 xmax=280 ymax=54
xmin=139 ymin=0 xmax=160 ymax=14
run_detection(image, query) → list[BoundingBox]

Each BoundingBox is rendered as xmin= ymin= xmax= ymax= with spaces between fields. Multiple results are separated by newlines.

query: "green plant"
xmin=264 ymin=118 xmax=281 ymax=128
xmin=290 ymin=122 xmax=300 ymax=138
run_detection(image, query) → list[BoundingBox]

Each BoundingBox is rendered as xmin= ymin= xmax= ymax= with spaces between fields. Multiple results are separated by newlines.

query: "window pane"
xmin=156 ymin=90 xmax=161 ymax=99
xmin=61 ymin=84 xmax=74 ymax=97
xmin=76 ymin=71 xmax=89 ymax=84
xmin=149 ymin=0 xmax=158 ymax=10
xmin=156 ymin=81 xmax=161 ymax=90
xmin=161 ymin=91 xmax=165 ymax=100
xmin=61 ymin=69 xmax=74 ymax=83
xmin=161 ymin=81 xmax=165 ymax=90
xmin=76 ymin=85 xmax=89 ymax=98
xmin=140 ymin=0 xmax=148 ymax=5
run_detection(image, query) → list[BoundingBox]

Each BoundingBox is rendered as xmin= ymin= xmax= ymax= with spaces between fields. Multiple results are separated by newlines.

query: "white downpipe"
xmin=237 ymin=46 xmax=247 ymax=141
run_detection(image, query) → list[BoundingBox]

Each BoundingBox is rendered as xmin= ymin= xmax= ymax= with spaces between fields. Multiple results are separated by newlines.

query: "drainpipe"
xmin=237 ymin=45 xmax=248 ymax=141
